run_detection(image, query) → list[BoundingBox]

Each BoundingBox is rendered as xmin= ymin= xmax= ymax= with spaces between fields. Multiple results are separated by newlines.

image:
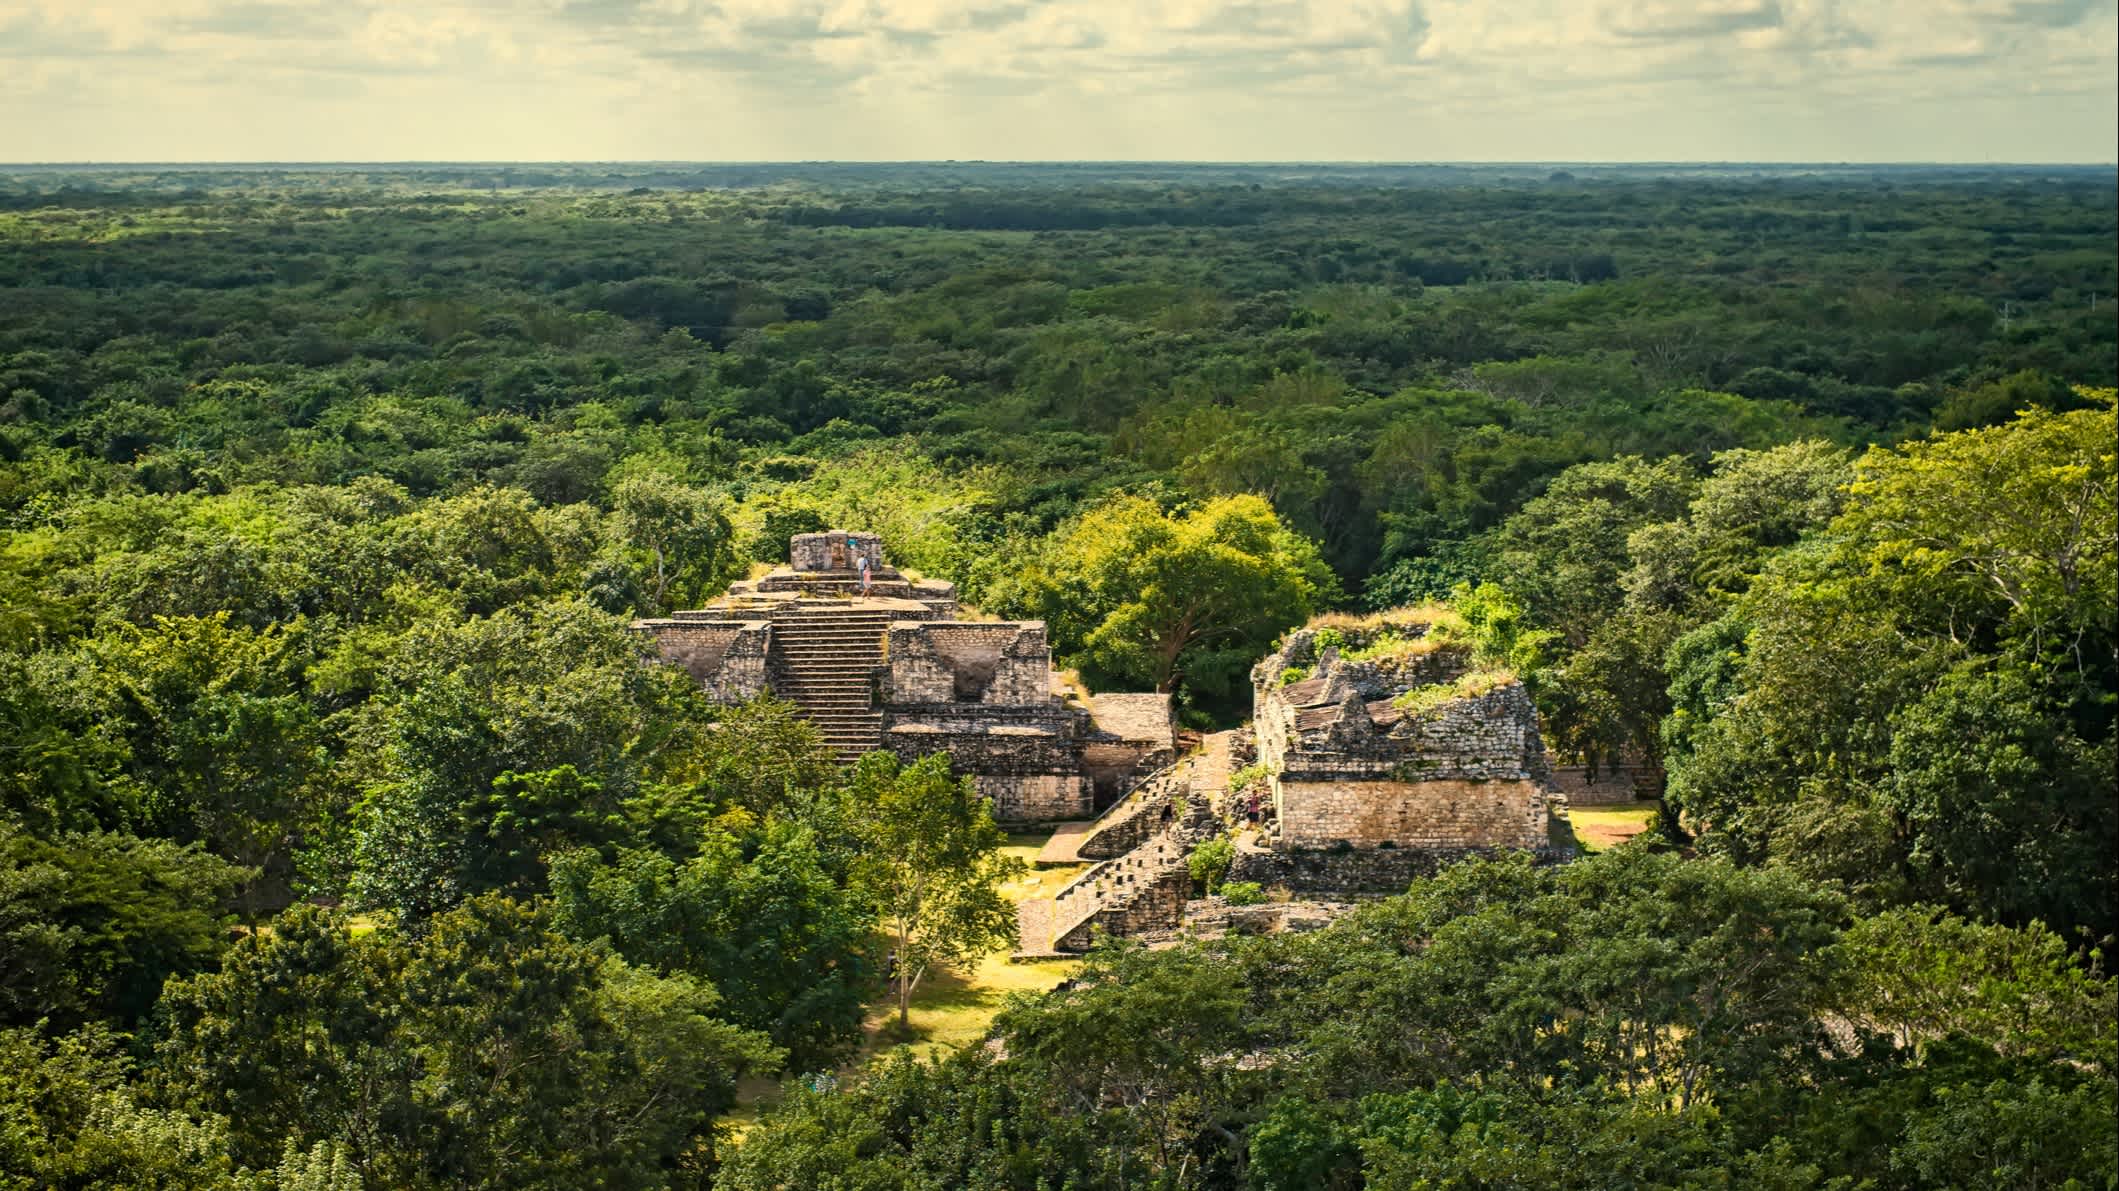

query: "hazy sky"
xmin=3 ymin=0 xmax=2114 ymax=162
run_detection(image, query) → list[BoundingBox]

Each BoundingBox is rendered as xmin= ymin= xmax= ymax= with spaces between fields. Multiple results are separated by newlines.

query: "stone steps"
xmin=1014 ymin=746 xmax=1228 ymax=956
xmin=1044 ymin=827 xmax=1192 ymax=952
xmin=767 ymin=609 xmax=894 ymax=761
xmin=1075 ymin=763 xmax=1188 ymax=860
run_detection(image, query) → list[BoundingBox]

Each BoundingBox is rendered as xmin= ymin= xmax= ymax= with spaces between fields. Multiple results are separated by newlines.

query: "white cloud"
xmin=0 ymin=0 xmax=2110 ymax=159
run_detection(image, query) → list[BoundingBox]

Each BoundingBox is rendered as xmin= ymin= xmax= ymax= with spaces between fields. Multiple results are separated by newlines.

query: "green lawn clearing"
xmin=1570 ymin=802 xmax=1661 ymax=852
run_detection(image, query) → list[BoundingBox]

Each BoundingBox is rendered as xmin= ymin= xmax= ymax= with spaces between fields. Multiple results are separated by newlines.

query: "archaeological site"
xmin=1013 ymin=606 xmax=1574 ymax=955
xmin=632 ymin=530 xmax=1175 ymax=821
xmin=639 ymin=539 xmax=1575 ymax=958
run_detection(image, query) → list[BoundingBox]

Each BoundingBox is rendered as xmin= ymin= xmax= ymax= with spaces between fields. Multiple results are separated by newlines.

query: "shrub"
xmin=1221 ymin=881 xmax=1266 ymax=905
xmin=1188 ymin=836 xmax=1234 ymax=895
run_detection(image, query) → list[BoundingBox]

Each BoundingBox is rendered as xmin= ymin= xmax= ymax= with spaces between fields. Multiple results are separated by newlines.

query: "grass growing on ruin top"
xmin=1307 ymin=602 xmax=1465 ymax=636
xmin=1308 ymin=604 xmax=1474 ymax=663
xmin=1392 ymin=666 xmax=1519 ymax=716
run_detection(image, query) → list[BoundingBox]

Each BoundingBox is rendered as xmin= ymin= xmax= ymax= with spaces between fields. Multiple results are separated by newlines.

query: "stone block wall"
xmin=884 ymin=711 xmax=1095 ymax=820
xmin=885 ymin=719 xmax=1081 ymax=772
xmin=632 ymin=620 xmax=770 ymax=702
xmin=1076 ymin=765 xmax=1190 ymax=859
xmin=1082 ymin=740 xmax=1174 ymax=808
xmin=1262 ymin=683 xmax=1550 ymax=786
xmin=789 ymin=530 xmax=886 ymax=573
xmin=977 ymin=773 xmax=1094 ymax=822
xmin=639 ymin=531 xmax=1171 ymax=829
xmin=884 ymin=622 xmax=1056 ymax=706
xmin=1370 ymin=685 xmax=1552 ymax=784
xmin=1051 ymin=834 xmax=1192 ymax=950
xmin=1229 ymin=841 xmax=1571 ymax=893
xmin=1274 ymin=777 xmax=1549 ymax=849
xmin=1247 ymin=613 xmax=1561 ymax=860
xmin=1547 ymin=759 xmax=1664 ymax=804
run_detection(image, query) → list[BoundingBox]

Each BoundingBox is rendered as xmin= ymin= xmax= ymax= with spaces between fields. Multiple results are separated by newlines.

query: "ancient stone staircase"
xmin=1039 ymin=827 xmax=1193 ymax=952
xmin=1015 ymin=744 xmax=1230 ymax=956
xmin=769 ymin=605 xmax=890 ymax=762
xmin=1074 ymin=763 xmax=1191 ymax=860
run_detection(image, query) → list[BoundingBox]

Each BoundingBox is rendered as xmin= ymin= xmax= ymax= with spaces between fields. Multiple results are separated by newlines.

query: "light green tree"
xmin=609 ymin=470 xmax=738 ymax=614
xmin=1006 ymin=494 xmax=1336 ymax=700
xmin=850 ymin=753 xmax=1023 ymax=1028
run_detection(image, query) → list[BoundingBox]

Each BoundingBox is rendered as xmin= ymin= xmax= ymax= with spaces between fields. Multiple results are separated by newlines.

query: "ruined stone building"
xmin=1233 ymin=611 xmax=1570 ymax=889
xmin=1015 ymin=608 xmax=1572 ymax=955
xmin=632 ymin=531 xmax=1171 ymax=822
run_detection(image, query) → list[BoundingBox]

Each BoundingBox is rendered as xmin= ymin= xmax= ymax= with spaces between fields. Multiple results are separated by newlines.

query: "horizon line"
xmin=3 ymin=159 xmax=2116 ymax=169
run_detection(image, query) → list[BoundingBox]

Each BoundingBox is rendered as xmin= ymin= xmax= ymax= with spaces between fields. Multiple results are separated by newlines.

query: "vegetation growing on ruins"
xmin=1390 ymin=667 xmax=1519 ymax=718
xmin=0 ymin=164 xmax=2113 ymax=1186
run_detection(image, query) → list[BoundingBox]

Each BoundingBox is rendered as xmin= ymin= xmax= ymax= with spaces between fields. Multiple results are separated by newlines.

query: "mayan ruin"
xmin=637 ymin=538 xmax=1581 ymax=955
xmin=631 ymin=530 xmax=1175 ymax=821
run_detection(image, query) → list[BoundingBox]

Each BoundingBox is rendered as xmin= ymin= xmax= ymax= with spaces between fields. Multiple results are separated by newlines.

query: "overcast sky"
xmin=3 ymin=0 xmax=2114 ymax=163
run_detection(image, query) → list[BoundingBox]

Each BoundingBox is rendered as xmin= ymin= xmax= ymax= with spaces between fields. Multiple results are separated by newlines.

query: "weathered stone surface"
xmin=979 ymin=774 xmax=1096 ymax=824
xmin=1547 ymin=755 xmax=1665 ymax=804
xmin=1250 ymin=612 xmax=1559 ymax=852
xmin=635 ymin=531 xmax=1171 ymax=824
xmin=1274 ymin=777 xmax=1550 ymax=850
xmin=1074 ymin=764 xmax=1192 ymax=860
xmin=884 ymin=622 xmax=1056 ymax=706
xmin=789 ymin=530 xmax=886 ymax=574
xmin=1049 ymin=829 xmax=1192 ymax=950
xmin=629 ymin=619 xmax=770 ymax=702
xmin=1228 ymin=840 xmax=1569 ymax=893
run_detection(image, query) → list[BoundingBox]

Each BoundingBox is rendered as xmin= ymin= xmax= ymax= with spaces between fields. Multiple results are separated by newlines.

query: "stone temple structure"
xmin=1012 ymin=608 xmax=1573 ymax=955
xmin=632 ymin=531 xmax=1172 ymax=822
xmin=1232 ymin=612 xmax=1570 ymax=889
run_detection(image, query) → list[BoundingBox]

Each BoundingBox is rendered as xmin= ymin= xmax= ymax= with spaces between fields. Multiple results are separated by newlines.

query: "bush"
xmin=1221 ymin=881 xmax=1267 ymax=906
xmin=1188 ymin=836 xmax=1234 ymax=895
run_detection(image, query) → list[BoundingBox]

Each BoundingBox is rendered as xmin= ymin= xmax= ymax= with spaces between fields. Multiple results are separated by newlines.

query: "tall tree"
xmin=608 ymin=470 xmax=738 ymax=615
xmin=850 ymin=753 xmax=1023 ymax=1028
xmin=1003 ymin=494 xmax=1336 ymax=702
xmin=151 ymin=897 xmax=779 ymax=1188
xmin=1664 ymin=401 xmax=2117 ymax=938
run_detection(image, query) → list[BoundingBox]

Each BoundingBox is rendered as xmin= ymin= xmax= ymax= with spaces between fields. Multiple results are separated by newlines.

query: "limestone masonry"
xmin=641 ymin=537 xmax=1575 ymax=954
xmin=633 ymin=531 xmax=1173 ymax=822
xmin=1248 ymin=615 xmax=1560 ymax=856
xmin=1016 ymin=608 xmax=1574 ymax=955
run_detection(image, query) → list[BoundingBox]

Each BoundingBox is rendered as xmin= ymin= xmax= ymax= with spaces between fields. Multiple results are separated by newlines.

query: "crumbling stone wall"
xmin=885 ymin=718 xmax=1080 ymax=771
xmin=1251 ymin=613 xmax=1558 ymax=852
xmin=977 ymin=774 xmax=1094 ymax=822
xmin=884 ymin=622 xmax=1056 ymax=706
xmin=789 ymin=530 xmax=886 ymax=573
xmin=885 ymin=715 xmax=1093 ymax=820
xmin=630 ymin=619 xmax=769 ymax=702
xmin=1275 ymin=777 xmax=1549 ymax=850
xmin=639 ymin=531 xmax=1172 ymax=825
xmin=1075 ymin=765 xmax=1192 ymax=859
xmin=1547 ymin=758 xmax=1664 ymax=804
xmin=1266 ymin=684 xmax=1553 ymax=786
xmin=1050 ymin=833 xmax=1192 ymax=950
xmin=1229 ymin=840 xmax=1571 ymax=893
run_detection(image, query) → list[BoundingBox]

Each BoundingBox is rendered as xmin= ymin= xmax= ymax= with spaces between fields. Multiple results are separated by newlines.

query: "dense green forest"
xmin=1 ymin=164 xmax=2113 ymax=1188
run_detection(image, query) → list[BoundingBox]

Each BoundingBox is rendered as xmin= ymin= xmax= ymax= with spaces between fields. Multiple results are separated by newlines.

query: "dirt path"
xmin=1034 ymin=818 xmax=1097 ymax=865
xmin=1192 ymin=730 xmax=1235 ymax=810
